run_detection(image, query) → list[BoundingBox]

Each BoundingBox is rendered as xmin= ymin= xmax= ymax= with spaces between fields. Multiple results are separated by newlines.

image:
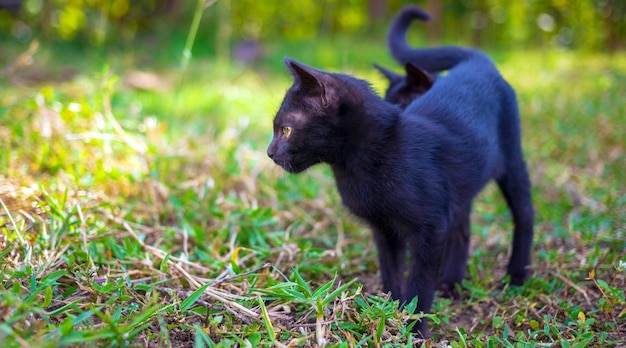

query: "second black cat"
xmin=374 ymin=62 xmax=434 ymax=108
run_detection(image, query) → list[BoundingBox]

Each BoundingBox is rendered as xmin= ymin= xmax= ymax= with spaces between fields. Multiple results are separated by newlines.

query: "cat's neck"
xmin=333 ymin=96 xmax=400 ymax=174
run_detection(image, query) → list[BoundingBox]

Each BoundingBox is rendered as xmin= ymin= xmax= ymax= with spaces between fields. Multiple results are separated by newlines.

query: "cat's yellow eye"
xmin=282 ymin=126 xmax=292 ymax=139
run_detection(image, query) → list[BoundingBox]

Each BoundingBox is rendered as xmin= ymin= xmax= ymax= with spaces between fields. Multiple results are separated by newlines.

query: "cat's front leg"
xmin=403 ymin=225 xmax=446 ymax=338
xmin=438 ymin=204 xmax=472 ymax=298
xmin=371 ymin=227 xmax=406 ymax=300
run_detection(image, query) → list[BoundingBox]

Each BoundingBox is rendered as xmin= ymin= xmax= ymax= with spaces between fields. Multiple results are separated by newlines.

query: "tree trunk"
xmin=368 ymin=0 xmax=386 ymax=32
xmin=471 ymin=0 xmax=488 ymax=48
xmin=425 ymin=0 xmax=443 ymax=44
xmin=604 ymin=0 xmax=618 ymax=51
xmin=216 ymin=0 xmax=231 ymax=63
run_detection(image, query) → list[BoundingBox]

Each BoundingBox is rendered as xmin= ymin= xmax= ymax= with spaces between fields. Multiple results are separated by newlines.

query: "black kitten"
xmin=268 ymin=41 xmax=533 ymax=337
xmin=374 ymin=62 xmax=434 ymax=108
xmin=382 ymin=5 xmax=535 ymax=297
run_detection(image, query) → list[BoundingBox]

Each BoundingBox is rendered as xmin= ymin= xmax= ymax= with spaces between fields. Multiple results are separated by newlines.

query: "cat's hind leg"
xmin=497 ymin=159 xmax=534 ymax=285
xmin=497 ymin=93 xmax=534 ymax=285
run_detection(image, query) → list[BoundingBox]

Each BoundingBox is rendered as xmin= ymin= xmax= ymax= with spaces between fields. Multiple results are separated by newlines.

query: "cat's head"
xmin=375 ymin=63 xmax=434 ymax=108
xmin=267 ymin=58 xmax=350 ymax=173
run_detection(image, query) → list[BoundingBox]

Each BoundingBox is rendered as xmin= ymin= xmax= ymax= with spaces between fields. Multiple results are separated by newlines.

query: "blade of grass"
xmin=258 ymin=296 xmax=287 ymax=348
xmin=170 ymin=0 xmax=218 ymax=126
xmin=180 ymin=281 xmax=212 ymax=311
xmin=0 ymin=197 xmax=25 ymax=245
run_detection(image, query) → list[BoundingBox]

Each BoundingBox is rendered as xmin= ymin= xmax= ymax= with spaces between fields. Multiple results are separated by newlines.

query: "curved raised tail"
xmin=388 ymin=5 xmax=476 ymax=72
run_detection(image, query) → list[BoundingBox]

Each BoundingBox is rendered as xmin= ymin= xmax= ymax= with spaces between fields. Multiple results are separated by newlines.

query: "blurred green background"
xmin=0 ymin=0 xmax=626 ymax=63
xmin=3 ymin=0 xmax=624 ymax=139
xmin=2 ymin=0 xmax=625 ymax=61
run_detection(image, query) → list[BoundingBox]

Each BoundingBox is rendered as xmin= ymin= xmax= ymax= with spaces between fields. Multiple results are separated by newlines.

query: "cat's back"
xmin=403 ymin=51 xmax=509 ymax=138
xmin=396 ymin=54 xmax=509 ymax=192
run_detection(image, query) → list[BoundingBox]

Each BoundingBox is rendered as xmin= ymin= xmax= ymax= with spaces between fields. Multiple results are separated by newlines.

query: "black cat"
xmin=374 ymin=62 xmax=434 ymax=108
xmin=382 ymin=5 xmax=535 ymax=296
xmin=268 ymin=14 xmax=533 ymax=338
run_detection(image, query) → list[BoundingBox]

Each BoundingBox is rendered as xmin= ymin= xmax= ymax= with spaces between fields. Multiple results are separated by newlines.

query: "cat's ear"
xmin=284 ymin=57 xmax=330 ymax=108
xmin=405 ymin=63 xmax=434 ymax=89
xmin=374 ymin=64 xmax=403 ymax=84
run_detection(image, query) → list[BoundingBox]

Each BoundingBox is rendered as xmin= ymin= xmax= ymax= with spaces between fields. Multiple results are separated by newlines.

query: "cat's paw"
xmin=507 ymin=267 xmax=530 ymax=286
xmin=508 ymin=272 xmax=529 ymax=286
xmin=410 ymin=318 xmax=431 ymax=339
xmin=438 ymin=282 xmax=462 ymax=299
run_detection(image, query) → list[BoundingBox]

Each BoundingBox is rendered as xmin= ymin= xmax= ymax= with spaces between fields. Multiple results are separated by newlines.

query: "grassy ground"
xmin=1 ymin=36 xmax=625 ymax=347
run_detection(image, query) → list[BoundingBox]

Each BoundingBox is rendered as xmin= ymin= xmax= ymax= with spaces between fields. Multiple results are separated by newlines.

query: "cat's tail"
xmin=388 ymin=5 xmax=477 ymax=72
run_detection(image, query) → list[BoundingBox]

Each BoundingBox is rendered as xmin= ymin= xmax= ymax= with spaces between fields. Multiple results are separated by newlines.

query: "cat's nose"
xmin=267 ymin=150 xmax=274 ymax=159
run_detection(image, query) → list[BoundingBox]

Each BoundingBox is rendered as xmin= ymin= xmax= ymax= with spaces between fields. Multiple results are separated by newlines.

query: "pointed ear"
xmin=374 ymin=63 xmax=403 ymax=84
xmin=405 ymin=63 xmax=434 ymax=89
xmin=284 ymin=57 xmax=329 ymax=108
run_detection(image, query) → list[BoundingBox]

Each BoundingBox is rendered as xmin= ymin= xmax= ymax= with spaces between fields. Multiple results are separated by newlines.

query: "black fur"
xmin=388 ymin=6 xmax=474 ymax=71
xmin=374 ymin=62 xmax=434 ymax=108
xmin=268 ymin=15 xmax=534 ymax=337
xmin=377 ymin=5 xmax=480 ymax=109
xmin=384 ymin=5 xmax=535 ymax=295
xmin=374 ymin=6 xmax=448 ymax=107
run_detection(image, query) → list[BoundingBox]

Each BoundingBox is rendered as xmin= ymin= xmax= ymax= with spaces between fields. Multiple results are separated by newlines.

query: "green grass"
xmin=1 ymin=35 xmax=625 ymax=347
